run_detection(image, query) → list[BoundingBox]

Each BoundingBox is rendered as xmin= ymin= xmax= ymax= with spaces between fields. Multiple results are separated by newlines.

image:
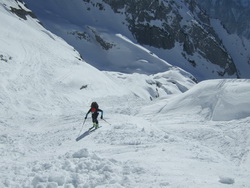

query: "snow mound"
xmin=72 ymin=148 xmax=90 ymax=158
xmin=219 ymin=176 xmax=235 ymax=184
xmin=160 ymin=79 xmax=250 ymax=121
xmin=26 ymin=149 xmax=141 ymax=188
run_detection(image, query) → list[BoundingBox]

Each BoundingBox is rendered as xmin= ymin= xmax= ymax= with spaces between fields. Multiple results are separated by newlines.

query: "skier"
xmin=85 ymin=102 xmax=103 ymax=130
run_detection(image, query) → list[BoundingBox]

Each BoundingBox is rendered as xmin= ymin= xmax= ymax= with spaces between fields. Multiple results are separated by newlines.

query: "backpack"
xmin=91 ymin=102 xmax=99 ymax=112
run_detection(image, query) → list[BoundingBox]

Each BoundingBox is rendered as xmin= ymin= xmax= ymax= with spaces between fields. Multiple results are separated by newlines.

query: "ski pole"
xmin=77 ymin=119 xmax=86 ymax=137
xmin=102 ymin=118 xmax=111 ymax=125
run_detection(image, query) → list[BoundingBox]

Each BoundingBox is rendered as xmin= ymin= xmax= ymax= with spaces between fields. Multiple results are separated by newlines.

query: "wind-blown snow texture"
xmin=1 ymin=1 xmax=250 ymax=188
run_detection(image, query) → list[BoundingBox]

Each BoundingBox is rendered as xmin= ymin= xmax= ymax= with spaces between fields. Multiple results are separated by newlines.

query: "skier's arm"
xmin=85 ymin=109 xmax=91 ymax=119
xmin=98 ymin=109 xmax=103 ymax=119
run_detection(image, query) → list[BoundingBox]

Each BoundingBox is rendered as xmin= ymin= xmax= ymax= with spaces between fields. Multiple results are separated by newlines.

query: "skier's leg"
xmin=95 ymin=119 xmax=99 ymax=128
xmin=89 ymin=116 xmax=96 ymax=130
xmin=92 ymin=113 xmax=99 ymax=129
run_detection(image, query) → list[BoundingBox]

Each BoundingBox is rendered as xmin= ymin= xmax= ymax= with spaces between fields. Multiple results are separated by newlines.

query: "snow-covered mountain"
xmin=0 ymin=0 xmax=195 ymax=119
xmin=194 ymin=0 xmax=250 ymax=79
xmin=1 ymin=0 xmax=250 ymax=187
xmin=22 ymin=0 xmax=250 ymax=80
xmin=195 ymin=0 xmax=250 ymax=39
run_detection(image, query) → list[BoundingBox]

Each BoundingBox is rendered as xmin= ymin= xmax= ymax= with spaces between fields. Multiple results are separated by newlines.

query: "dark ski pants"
xmin=92 ymin=113 xmax=99 ymax=125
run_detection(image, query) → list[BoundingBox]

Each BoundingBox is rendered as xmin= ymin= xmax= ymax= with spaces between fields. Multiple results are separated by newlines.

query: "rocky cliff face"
xmin=195 ymin=0 xmax=250 ymax=39
xmin=103 ymin=0 xmax=238 ymax=77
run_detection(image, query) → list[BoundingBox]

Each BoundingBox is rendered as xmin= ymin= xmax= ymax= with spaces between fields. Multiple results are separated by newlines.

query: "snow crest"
xmin=160 ymin=79 xmax=250 ymax=121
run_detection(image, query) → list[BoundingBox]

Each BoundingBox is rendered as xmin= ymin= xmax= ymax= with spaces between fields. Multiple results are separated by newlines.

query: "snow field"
xmin=1 ymin=85 xmax=250 ymax=187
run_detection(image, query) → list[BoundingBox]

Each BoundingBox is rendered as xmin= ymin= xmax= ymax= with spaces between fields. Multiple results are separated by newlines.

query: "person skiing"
xmin=85 ymin=102 xmax=103 ymax=130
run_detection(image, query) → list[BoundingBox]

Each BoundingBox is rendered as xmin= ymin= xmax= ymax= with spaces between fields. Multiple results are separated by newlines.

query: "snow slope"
xmin=0 ymin=0 xmax=131 ymax=120
xmin=138 ymin=79 xmax=250 ymax=187
xmin=1 ymin=1 xmax=250 ymax=188
xmin=22 ymin=0 xmax=174 ymax=75
xmin=211 ymin=19 xmax=250 ymax=78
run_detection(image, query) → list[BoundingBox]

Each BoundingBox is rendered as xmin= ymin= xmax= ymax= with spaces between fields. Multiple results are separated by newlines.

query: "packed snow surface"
xmin=1 ymin=1 xmax=250 ymax=187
